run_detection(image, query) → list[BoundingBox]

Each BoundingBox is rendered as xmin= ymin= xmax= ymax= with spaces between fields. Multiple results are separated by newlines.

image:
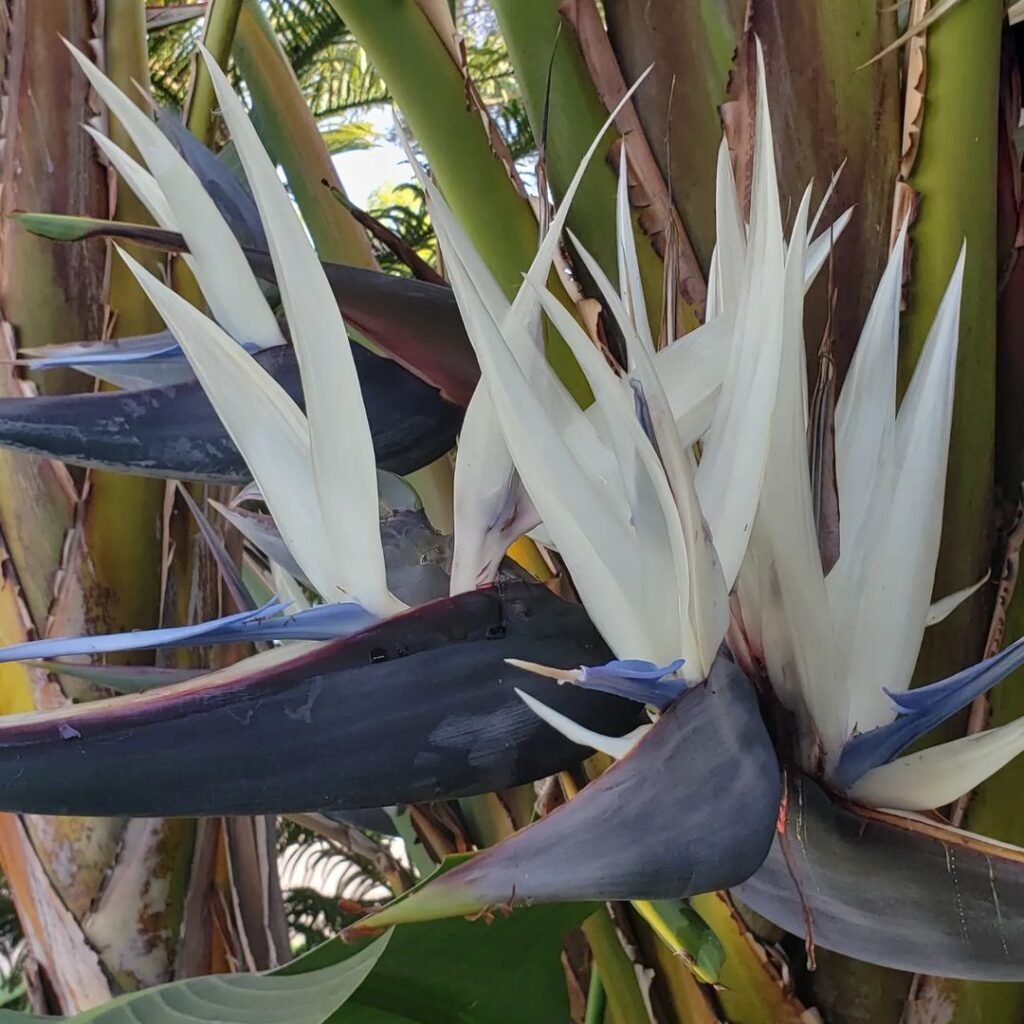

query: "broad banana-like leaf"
xmin=0 ymin=584 xmax=638 ymax=816
xmin=735 ymin=773 xmax=1024 ymax=980
xmin=0 ymin=342 xmax=462 ymax=480
xmin=14 ymin=211 xmax=479 ymax=406
xmin=0 ymin=932 xmax=389 ymax=1024
xmin=354 ymin=656 xmax=780 ymax=928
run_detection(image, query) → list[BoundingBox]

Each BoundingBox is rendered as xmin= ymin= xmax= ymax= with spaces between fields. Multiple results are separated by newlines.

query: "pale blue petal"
xmin=575 ymin=657 xmax=687 ymax=709
xmin=0 ymin=599 xmax=289 ymax=664
xmin=835 ymin=636 xmax=1024 ymax=788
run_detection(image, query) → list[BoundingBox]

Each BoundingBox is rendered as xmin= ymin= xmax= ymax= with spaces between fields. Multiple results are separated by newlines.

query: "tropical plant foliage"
xmin=0 ymin=0 xmax=1022 ymax=1022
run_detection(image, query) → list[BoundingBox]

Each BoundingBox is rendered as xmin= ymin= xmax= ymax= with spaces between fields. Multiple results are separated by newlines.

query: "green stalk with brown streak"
xmin=233 ymin=0 xmax=377 ymax=270
xmin=901 ymin=1 xmax=1001 ymax=707
xmin=490 ymin=0 xmax=667 ymax=329
xmin=84 ymin=0 xmax=167 ymax=670
xmin=326 ymin=0 xmax=590 ymax=402
xmin=902 ymin=9 xmax=1024 ymax=1022
xmin=803 ymin=3 xmax=1005 ymax=1023
xmin=186 ymin=0 xmax=242 ymax=146
xmin=603 ymin=0 xmax=744 ymax=271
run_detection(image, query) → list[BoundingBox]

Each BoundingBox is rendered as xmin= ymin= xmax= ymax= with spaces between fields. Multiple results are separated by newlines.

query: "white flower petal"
xmin=450 ymin=383 xmax=538 ymax=593
xmin=117 ymin=247 xmax=337 ymax=601
xmin=435 ymin=217 xmax=650 ymax=658
xmin=926 ymin=572 xmax=990 ymax=627
xmin=832 ymin=218 xmax=908 ymax=559
xmin=201 ymin=49 xmax=397 ymax=616
xmin=515 ymin=688 xmax=652 ymax=759
xmin=695 ymin=52 xmax=787 ymax=590
xmin=848 ymin=716 xmax=1024 ymax=811
xmin=804 ymin=207 xmax=854 ymax=291
xmin=842 ymin=246 xmax=966 ymax=733
xmin=66 ymin=43 xmax=283 ymax=351
xmin=808 ymin=159 xmax=846 ymax=238
xmin=735 ymin=53 xmax=843 ymax=759
xmin=84 ymin=127 xmax=178 ymax=230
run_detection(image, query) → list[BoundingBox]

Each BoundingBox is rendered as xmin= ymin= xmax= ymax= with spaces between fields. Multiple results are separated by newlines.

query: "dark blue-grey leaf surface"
xmin=735 ymin=773 xmax=1024 ymax=980
xmin=356 ymin=655 xmax=781 ymax=927
xmin=0 ymin=341 xmax=461 ymax=480
xmin=0 ymin=584 xmax=639 ymax=817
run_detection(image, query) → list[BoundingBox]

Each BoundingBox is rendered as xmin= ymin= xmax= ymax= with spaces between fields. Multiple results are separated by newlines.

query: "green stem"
xmin=585 ymin=965 xmax=607 ymax=1024
xmin=328 ymin=0 xmax=590 ymax=403
xmin=582 ymin=908 xmax=651 ymax=1024
xmin=185 ymin=0 xmax=242 ymax=145
xmin=232 ymin=1 xmax=377 ymax=270
xmin=891 ymin=3 xmax=1004 ymax=1022
xmin=902 ymin=0 xmax=1001 ymax=689
xmin=491 ymin=0 xmax=667 ymax=329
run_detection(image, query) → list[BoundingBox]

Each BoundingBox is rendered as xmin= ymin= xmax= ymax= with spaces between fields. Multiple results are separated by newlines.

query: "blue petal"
xmin=0 ymin=600 xmax=377 ymax=664
xmin=835 ymin=636 xmax=1024 ymax=788
xmin=218 ymin=602 xmax=378 ymax=643
xmin=0 ymin=599 xmax=288 ymax=663
xmin=575 ymin=658 xmax=687 ymax=710
xmin=27 ymin=342 xmax=183 ymax=368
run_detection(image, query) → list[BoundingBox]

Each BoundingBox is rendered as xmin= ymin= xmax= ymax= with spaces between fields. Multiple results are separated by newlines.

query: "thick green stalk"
xmin=582 ymin=908 xmax=652 ymax=1024
xmin=491 ymin=0 xmax=666 ymax=329
xmin=584 ymin=966 xmax=606 ymax=1024
xmin=889 ymin=3 xmax=1004 ymax=1022
xmin=233 ymin=0 xmax=378 ymax=270
xmin=902 ymin=2 xmax=1001 ymax=694
xmin=326 ymin=0 xmax=536 ymax=293
xmin=88 ymin=0 xmax=166 ymax=666
xmin=186 ymin=0 xmax=242 ymax=145
xmin=327 ymin=0 xmax=589 ymax=402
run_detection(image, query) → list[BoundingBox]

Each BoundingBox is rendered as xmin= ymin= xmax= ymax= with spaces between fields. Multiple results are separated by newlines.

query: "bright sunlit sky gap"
xmin=330 ymin=106 xmax=409 ymax=209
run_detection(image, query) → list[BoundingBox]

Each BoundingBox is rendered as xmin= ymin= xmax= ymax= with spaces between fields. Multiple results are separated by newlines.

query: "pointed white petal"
xmin=735 ymin=48 xmax=843 ymax=760
xmin=842 ymin=246 xmax=966 ymax=733
xmin=653 ymin=317 xmax=730 ymax=445
xmin=808 ymin=160 xmax=847 ymax=237
xmin=513 ymin=67 xmax=652 ymax=343
xmin=926 ymin=572 xmax=990 ymax=627
xmin=804 ymin=207 xmax=854 ymax=292
xmin=848 ymin=716 xmax=1024 ymax=811
xmin=614 ymin=146 xmax=656 ymax=356
xmin=435 ymin=218 xmax=650 ymax=659
xmin=832 ymin=218 xmax=907 ymax=560
xmin=66 ymin=43 xmax=282 ymax=351
xmin=201 ymin=49 xmax=397 ymax=617
xmin=117 ymin=247 xmax=337 ymax=601
xmin=710 ymin=139 xmax=746 ymax=316
xmin=553 ymin=239 xmax=727 ymax=675
xmin=450 ymin=383 xmax=538 ymax=593
xmin=515 ymin=688 xmax=652 ymax=759
xmin=528 ymin=278 xmax=700 ymax=670
xmin=84 ymin=127 xmax=178 ymax=229
xmin=695 ymin=62 xmax=788 ymax=590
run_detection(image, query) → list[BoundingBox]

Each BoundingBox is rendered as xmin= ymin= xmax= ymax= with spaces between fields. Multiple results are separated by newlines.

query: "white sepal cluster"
xmin=72 ymin=44 xmax=400 ymax=618
xmin=431 ymin=41 xmax=1020 ymax=813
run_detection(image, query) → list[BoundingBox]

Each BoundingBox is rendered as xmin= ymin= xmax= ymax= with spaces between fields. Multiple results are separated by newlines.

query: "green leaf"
xmin=0 ymin=933 xmax=388 ymax=1023
xmin=291 ymin=891 xmax=594 ymax=1023
xmin=631 ymin=899 xmax=725 ymax=984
